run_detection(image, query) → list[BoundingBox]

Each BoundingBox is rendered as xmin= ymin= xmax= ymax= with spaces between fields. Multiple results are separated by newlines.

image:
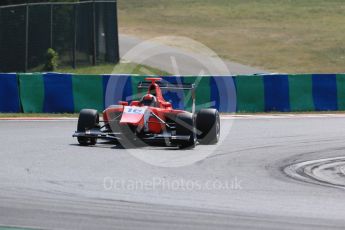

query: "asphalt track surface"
xmin=119 ymin=34 xmax=267 ymax=75
xmin=1 ymin=116 xmax=345 ymax=229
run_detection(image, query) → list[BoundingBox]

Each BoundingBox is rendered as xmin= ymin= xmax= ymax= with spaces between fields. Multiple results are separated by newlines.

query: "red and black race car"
xmin=73 ymin=78 xmax=220 ymax=149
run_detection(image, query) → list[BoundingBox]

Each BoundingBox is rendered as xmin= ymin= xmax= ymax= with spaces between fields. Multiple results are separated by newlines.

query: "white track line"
xmin=221 ymin=114 xmax=345 ymax=120
xmin=0 ymin=117 xmax=78 ymax=121
xmin=1 ymin=114 xmax=345 ymax=122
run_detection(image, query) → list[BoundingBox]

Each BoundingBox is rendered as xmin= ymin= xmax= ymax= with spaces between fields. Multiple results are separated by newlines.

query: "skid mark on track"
xmin=284 ymin=156 xmax=345 ymax=189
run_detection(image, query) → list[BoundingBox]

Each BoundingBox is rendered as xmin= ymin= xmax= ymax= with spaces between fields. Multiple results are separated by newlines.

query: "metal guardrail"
xmin=0 ymin=0 xmax=119 ymax=72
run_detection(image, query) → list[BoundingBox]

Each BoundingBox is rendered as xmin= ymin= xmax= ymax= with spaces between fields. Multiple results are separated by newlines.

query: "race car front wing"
xmin=73 ymin=129 xmax=191 ymax=143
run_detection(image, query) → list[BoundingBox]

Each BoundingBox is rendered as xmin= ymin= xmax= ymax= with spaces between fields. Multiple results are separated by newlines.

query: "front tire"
xmin=175 ymin=113 xmax=196 ymax=149
xmin=77 ymin=109 xmax=99 ymax=146
xmin=196 ymin=109 xmax=220 ymax=145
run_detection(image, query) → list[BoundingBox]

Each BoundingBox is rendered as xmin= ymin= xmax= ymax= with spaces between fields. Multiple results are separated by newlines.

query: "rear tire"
xmin=175 ymin=113 xmax=196 ymax=149
xmin=77 ymin=109 xmax=99 ymax=146
xmin=196 ymin=109 xmax=220 ymax=145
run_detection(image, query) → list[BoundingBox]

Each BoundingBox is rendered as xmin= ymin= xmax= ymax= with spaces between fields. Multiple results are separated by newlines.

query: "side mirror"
xmin=161 ymin=101 xmax=172 ymax=108
xmin=119 ymin=101 xmax=128 ymax=106
xmin=130 ymin=101 xmax=140 ymax=106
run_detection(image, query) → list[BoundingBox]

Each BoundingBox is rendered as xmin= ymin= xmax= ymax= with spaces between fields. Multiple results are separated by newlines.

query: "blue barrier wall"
xmin=0 ymin=73 xmax=20 ymax=112
xmin=263 ymin=75 xmax=290 ymax=112
xmin=1 ymin=73 xmax=345 ymax=113
xmin=43 ymin=73 xmax=74 ymax=113
xmin=312 ymin=74 xmax=338 ymax=111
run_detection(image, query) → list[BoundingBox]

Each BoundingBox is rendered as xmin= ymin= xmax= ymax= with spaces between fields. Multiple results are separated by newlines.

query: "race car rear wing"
xmin=137 ymin=81 xmax=195 ymax=90
xmin=138 ymin=80 xmax=196 ymax=114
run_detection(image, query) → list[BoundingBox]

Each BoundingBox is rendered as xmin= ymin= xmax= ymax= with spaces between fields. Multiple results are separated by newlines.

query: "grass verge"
xmin=30 ymin=62 xmax=170 ymax=75
xmin=118 ymin=0 xmax=345 ymax=73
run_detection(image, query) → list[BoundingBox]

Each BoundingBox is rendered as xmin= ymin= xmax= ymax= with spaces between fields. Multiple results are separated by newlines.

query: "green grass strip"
xmin=235 ymin=75 xmax=265 ymax=112
xmin=130 ymin=76 xmax=148 ymax=101
xmin=0 ymin=226 xmax=38 ymax=230
xmin=18 ymin=73 xmax=44 ymax=113
xmin=288 ymin=74 xmax=314 ymax=111
xmin=183 ymin=76 xmax=211 ymax=111
xmin=72 ymin=74 xmax=104 ymax=112
xmin=336 ymin=74 xmax=345 ymax=110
